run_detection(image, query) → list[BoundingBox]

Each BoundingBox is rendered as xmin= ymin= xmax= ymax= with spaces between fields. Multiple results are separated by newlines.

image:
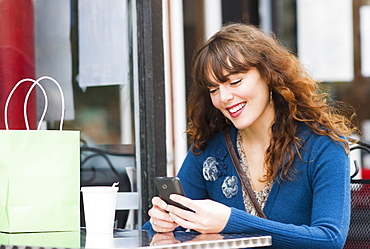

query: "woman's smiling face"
xmin=208 ymin=68 xmax=275 ymax=131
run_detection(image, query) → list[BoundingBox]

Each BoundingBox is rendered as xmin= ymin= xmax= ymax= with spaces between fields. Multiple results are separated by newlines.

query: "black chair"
xmin=344 ymin=141 xmax=370 ymax=249
xmin=80 ymin=142 xmax=135 ymax=229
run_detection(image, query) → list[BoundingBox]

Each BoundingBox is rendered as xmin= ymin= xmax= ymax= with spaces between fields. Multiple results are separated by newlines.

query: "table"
xmin=0 ymin=229 xmax=271 ymax=249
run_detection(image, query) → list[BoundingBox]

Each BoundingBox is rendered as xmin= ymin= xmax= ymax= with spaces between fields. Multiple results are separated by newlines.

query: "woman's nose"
xmin=219 ymin=85 xmax=233 ymax=103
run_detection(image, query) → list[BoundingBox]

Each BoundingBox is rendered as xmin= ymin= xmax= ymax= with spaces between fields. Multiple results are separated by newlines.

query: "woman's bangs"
xmin=202 ymin=53 xmax=238 ymax=88
xmin=197 ymin=41 xmax=250 ymax=88
xmin=223 ymin=45 xmax=251 ymax=74
xmin=197 ymin=54 xmax=226 ymax=88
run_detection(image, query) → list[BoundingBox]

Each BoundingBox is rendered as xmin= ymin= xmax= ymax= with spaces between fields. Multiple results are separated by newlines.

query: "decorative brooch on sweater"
xmin=202 ymin=148 xmax=238 ymax=198
xmin=222 ymin=176 xmax=238 ymax=198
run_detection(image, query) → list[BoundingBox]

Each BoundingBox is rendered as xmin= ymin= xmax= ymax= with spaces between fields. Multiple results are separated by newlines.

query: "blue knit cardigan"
xmin=144 ymin=123 xmax=351 ymax=248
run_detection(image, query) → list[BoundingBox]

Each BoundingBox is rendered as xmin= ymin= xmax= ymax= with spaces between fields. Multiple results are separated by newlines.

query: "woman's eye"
xmin=209 ymin=87 xmax=218 ymax=94
xmin=230 ymin=79 xmax=242 ymax=85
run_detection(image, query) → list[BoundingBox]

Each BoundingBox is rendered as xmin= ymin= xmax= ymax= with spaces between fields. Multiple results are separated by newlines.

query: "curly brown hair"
xmin=186 ymin=23 xmax=358 ymax=182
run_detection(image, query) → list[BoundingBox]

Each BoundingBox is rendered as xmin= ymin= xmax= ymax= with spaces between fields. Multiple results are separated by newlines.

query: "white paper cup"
xmin=81 ymin=186 xmax=119 ymax=233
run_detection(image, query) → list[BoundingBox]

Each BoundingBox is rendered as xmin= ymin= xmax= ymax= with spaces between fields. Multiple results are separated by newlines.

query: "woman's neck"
xmin=239 ymin=112 xmax=274 ymax=146
xmin=239 ymin=125 xmax=271 ymax=148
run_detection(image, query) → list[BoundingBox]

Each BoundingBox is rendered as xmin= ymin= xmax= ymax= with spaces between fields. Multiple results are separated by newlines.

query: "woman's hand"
xmin=165 ymin=194 xmax=231 ymax=233
xmin=148 ymin=196 xmax=179 ymax=233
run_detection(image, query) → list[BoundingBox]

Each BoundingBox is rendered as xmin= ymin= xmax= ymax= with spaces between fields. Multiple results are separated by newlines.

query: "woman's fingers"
xmin=168 ymin=194 xmax=196 ymax=211
xmin=150 ymin=217 xmax=178 ymax=233
xmin=152 ymin=196 xmax=168 ymax=210
xmin=149 ymin=195 xmax=231 ymax=233
xmin=165 ymin=196 xmax=231 ymax=233
xmin=148 ymin=196 xmax=179 ymax=232
xmin=167 ymin=212 xmax=197 ymax=230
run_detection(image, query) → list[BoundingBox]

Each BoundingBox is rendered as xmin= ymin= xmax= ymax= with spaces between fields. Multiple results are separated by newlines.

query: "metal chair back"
xmin=344 ymin=141 xmax=370 ymax=249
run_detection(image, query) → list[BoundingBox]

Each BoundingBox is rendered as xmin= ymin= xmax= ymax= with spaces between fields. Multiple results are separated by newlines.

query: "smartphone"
xmin=155 ymin=176 xmax=193 ymax=212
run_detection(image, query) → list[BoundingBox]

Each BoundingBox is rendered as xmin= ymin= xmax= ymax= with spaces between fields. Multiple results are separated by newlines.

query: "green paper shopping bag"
xmin=0 ymin=76 xmax=80 ymax=233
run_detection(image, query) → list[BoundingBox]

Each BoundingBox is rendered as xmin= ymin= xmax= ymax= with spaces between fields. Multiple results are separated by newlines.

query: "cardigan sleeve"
xmin=222 ymin=134 xmax=351 ymax=249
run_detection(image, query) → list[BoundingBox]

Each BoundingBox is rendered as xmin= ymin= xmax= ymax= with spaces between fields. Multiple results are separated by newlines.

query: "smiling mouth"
xmin=228 ymin=102 xmax=246 ymax=114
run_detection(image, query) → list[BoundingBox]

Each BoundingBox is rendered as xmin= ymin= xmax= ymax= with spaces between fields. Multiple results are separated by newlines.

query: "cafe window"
xmin=32 ymin=0 xmax=134 ymax=146
xmin=0 ymin=0 xmax=167 ymax=228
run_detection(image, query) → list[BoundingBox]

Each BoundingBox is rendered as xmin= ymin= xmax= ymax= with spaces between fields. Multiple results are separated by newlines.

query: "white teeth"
xmin=229 ymin=103 xmax=246 ymax=113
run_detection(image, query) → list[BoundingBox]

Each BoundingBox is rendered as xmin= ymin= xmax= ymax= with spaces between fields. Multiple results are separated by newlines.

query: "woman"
xmin=144 ymin=23 xmax=357 ymax=248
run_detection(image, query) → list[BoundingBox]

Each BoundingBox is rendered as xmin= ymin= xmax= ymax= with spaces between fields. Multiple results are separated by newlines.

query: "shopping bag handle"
xmin=24 ymin=78 xmax=48 ymax=130
xmin=4 ymin=78 xmax=47 ymax=130
xmin=4 ymin=76 xmax=65 ymax=130
xmin=24 ymin=76 xmax=65 ymax=130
